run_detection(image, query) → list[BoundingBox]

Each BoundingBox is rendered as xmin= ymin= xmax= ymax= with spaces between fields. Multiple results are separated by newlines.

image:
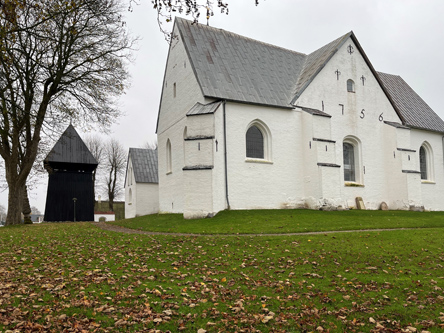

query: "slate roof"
xmin=175 ymin=17 xmax=444 ymax=133
xmin=292 ymin=32 xmax=352 ymax=102
xmin=177 ymin=18 xmax=305 ymax=108
xmin=377 ymin=72 xmax=444 ymax=133
xmin=298 ymin=106 xmax=332 ymax=118
xmin=187 ymin=101 xmax=222 ymax=116
xmin=44 ymin=125 xmax=98 ymax=166
xmin=128 ymin=148 xmax=158 ymax=184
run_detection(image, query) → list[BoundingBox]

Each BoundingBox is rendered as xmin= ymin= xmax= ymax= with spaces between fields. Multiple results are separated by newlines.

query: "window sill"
xmin=421 ymin=180 xmax=435 ymax=184
xmin=344 ymin=182 xmax=364 ymax=187
xmin=166 ymin=171 xmax=172 ymax=175
xmin=245 ymin=158 xmax=273 ymax=165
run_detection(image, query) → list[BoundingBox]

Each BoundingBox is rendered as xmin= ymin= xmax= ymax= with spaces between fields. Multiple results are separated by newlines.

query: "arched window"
xmin=419 ymin=142 xmax=433 ymax=181
xmin=347 ymin=79 xmax=355 ymax=92
xmin=128 ymin=166 xmax=133 ymax=186
xmin=419 ymin=146 xmax=427 ymax=180
xmin=343 ymin=142 xmax=355 ymax=182
xmin=246 ymin=126 xmax=264 ymax=159
xmin=128 ymin=188 xmax=132 ymax=204
xmin=343 ymin=136 xmax=362 ymax=184
xmin=245 ymin=120 xmax=272 ymax=161
xmin=166 ymin=139 xmax=172 ymax=174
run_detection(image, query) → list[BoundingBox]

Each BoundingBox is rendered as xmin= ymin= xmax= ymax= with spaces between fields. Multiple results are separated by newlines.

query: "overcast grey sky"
xmin=10 ymin=0 xmax=444 ymax=213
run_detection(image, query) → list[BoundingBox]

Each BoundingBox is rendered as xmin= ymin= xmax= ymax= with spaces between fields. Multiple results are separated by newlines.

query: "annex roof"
xmin=128 ymin=148 xmax=158 ymax=184
xmin=187 ymin=101 xmax=222 ymax=116
xmin=44 ymin=125 xmax=98 ymax=166
xmin=175 ymin=17 xmax=444 ymax=133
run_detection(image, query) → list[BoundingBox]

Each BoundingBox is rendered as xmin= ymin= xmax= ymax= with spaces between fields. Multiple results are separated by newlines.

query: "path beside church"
xmin=95 ymin=222 xmax=415 ymax=237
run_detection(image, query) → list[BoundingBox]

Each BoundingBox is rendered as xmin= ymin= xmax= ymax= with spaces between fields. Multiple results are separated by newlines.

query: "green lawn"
xmin=111 ymin=209 xmax=444 ymax=234
xmin=0 ymin=212 xmax=444 ymax=332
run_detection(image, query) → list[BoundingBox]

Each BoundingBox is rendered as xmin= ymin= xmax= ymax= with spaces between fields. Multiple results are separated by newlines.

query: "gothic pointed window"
xmin=419 ymin=146 xmax=427 ymax=180
xmin=166 ymin=139 xmax=172 ymax=174
xmin=246 ymin=125 xmax=264 ymax=159
xmin=343 ymin=142 xmax=355 ymax=182
xmin=419 ymin=143 xmax=433 ymax=181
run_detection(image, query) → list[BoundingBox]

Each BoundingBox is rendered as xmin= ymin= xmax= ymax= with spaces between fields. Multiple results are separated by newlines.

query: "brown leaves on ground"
xmin=0 ymin=223 xmax=444 ymax=332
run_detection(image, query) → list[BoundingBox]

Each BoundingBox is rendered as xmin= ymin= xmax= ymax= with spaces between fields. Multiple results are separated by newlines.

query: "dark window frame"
xmin=347 ymin=79 xmax=355 ymax=93
xmin=246 ymin=125 xmax=264 ymax=159
xmin=343 ymin=142 xmax=355 ymax=182
xmin=419 ymin=146 xmax=427 ymax=180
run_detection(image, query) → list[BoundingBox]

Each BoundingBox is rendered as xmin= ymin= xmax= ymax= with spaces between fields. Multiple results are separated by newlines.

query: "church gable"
xmin=295 ymin=36 xmax=403 ymax=126
xmin=156 ymin=22 xmax=206 ymax=134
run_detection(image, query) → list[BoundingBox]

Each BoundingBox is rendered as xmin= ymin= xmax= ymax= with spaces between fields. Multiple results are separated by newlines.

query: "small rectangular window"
xmin=173 ymin=82 xmax=176 ymax=98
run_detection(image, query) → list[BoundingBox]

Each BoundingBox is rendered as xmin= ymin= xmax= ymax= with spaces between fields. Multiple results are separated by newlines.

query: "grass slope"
xmin=0 ymin=215 xmax=444 ymax=332
xmin=111 ymin=209 xmax=444 ymax=234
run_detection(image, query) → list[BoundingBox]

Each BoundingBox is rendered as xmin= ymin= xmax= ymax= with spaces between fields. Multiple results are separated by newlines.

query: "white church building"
xmin=126 ymin=18 xmax=444 ymax=219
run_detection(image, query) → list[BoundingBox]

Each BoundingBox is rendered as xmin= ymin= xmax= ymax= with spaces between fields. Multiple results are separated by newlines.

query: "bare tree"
xmin=0 ymin=0 xmax=134 ymax=225
xmin=141 ymin=0 xmax=260 ymax=42
xmin=31 ymin=206 xmax=41 ymax=215
xmin=0 ymin=204 xmax=6 ymax=222
xmin=103 ymin=139 xmax=126 ymax=211
xmin=84 ymin=135 xmax=105 ymax=201
xmin=141 ymin=139 xmax=158 ymax=150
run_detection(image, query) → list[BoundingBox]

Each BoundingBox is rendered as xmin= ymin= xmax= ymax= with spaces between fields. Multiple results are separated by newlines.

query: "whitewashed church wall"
xmin=382 ymin=125 xmax=410 ymax=210
xmin=187 ymin=113 xmax=214 ymax=138
xmin=183 ymin=169 xmax=214 ymax=219
xmin=158 ymin=119 xmax=186 ymax=213
xmin=184 ymin=139 xmax=213 ymax=167
xmin=411 ymin=129 xmax=444 ymax=210
xmin=224 ymin=102 xmax=306 ymax=210
xmin=396 ymin=127 xmax=412 ymax=151
xmin=157 ymin=25 xmax=206 ymax=135
xmin=212 ymin=108 xmax=227 ymax=213
xmin=300 ymin=112 xmax=322 ymax=203
xmin=312 ymin=115 xmax=332 ymax=140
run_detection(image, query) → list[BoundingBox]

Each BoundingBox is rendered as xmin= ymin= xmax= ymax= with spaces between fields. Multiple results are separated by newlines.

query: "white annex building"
xmin=125 ymin=18 xmax=444 ymax=219
xmin=124 ymin=148 xmax=159 ymax=218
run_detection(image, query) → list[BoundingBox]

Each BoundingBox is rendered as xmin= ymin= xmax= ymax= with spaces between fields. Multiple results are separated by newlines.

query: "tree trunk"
xmin=108 ymin=191 xmax=114 ymax=212
xmin=22 ymin=185 xmax=32 ymax=224
xmin=6 ymin=180 xmax=24 ymax=225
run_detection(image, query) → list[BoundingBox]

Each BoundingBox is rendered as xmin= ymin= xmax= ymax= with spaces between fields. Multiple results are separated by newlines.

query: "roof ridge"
xmin=175 ymin=17 xmax=307 ymax=57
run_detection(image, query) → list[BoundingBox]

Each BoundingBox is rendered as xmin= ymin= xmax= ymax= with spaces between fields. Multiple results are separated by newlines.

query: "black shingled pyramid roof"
xmin=44 ymin=125 xmax=98 ymax=167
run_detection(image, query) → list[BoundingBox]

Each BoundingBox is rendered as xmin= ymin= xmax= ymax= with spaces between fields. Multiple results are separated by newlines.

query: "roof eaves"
xmin=383 ymin=121 xmax=410 ymax=130
xmin=124 ymin=149 xmax=131 ymax=188
xmin=408 ymin=125 xmax=444 ymax=135
xmin=208 ymin=96 xmax=294 ymax=110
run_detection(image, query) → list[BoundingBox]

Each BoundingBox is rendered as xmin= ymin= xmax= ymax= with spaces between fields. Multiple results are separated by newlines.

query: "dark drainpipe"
xmin=223 ymin=100 xmax=230 ymax=209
